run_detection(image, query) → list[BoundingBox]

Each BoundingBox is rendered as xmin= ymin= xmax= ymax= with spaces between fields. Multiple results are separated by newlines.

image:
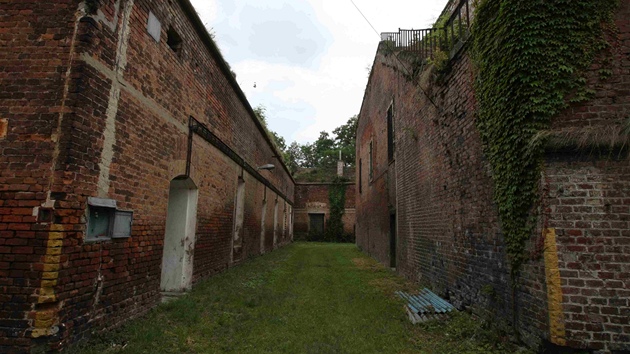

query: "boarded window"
xmin=147 ymin=11 xmax=161 ymax=42
xmin=387 ymin=103 xmax=395 ymax=161
xmin=359 ymin=159 xmax=362 ymax=193
xmin=233 ymin=178 xmax=245 ymax=257
xmin=368 ymin=140 xmax=373 ymax=181
xmin=309 ymin=213 xmax=325 ymax=236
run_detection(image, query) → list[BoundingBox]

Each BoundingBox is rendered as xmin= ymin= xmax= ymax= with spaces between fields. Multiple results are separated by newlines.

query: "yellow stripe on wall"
xmin=31 ymin=225 xmax=64 ymax=338
xmin=544 ymin=228 xmax=566 ymax=346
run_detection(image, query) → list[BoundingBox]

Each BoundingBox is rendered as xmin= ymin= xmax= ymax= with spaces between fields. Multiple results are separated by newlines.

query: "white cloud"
xmin=191 ymin=0 xmax=450 ymax=144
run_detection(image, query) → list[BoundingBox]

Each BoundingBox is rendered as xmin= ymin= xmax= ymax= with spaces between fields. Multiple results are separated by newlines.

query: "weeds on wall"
xmin=472 ymin=0 xmax=618 ymax=278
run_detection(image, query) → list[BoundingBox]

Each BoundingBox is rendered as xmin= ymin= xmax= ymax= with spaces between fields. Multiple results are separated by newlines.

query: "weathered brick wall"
xmin=543 ymin=158 xmax=630 ymax=351
xmin=536 ymin=3 xmax=630 ymax=350
xmin=355 ymin=62 xmax=395 ymax=262
xmin=356 ymin=1 xmax=629 ymax=351
xmin=0 ymin=0 xmax=295 ymax=351
xmin=357 ymin=43 xmax=515 ymax=318
xmin=293 ymin=183 xmax=356 ymax=239
xmin=0 ymin=1 xmax=81 ymax=351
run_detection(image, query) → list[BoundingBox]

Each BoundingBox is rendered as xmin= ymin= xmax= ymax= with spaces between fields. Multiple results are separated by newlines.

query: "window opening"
xmin=387 ymin=103 xmax=395 ymax=161
xmin=368 ymin=140 xmax=374 ymax=181
xmin=166 ymin=26 xmax=183 ymax=54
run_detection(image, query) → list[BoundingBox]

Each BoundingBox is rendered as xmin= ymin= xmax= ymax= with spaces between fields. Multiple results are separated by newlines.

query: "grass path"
xmin=67 ymin=243 xmax=525 ymax=354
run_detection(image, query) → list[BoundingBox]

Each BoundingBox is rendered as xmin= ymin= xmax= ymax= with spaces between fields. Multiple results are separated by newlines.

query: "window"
xmin=86 ymin=197 xmax=133 ymax=241
xmin=368 ymin=140 xmax=373 ymax=181
xmin=387 ymin=103 xmax=395 ymax=161
xmin=231 ymin=178 xmax=245 ymax=261
xmin=359 ymin=159 xmax=362 ymax=194
xmin=166 ymin=26 xmax=183 ymax=54
xmin=147 ymin=11 xmax=161 ymax=42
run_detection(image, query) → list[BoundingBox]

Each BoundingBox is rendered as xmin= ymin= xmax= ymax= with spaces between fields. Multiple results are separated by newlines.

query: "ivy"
xmin=324 ymin=177 xmax=353 ymax=243
xmin=471 ymin=0 xmax=618 ymax=278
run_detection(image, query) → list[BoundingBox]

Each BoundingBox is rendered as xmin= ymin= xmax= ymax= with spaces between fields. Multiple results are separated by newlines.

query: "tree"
xmin=313 ymin=131 xmax=336 ymax=168
xmin=332 ymin=115 xmax=357 ymax=167
xmin=284 ymin=142 xmax=302 ymax=175
xmin=253 ymin=106 xmax=358 ymax=176
xmin=300 ymin=143 xmax=317 ymax=168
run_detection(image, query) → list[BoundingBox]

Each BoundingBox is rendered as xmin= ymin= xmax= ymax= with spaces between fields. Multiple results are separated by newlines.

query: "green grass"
xmin=66 ymin=243 xmax=528 ymax=354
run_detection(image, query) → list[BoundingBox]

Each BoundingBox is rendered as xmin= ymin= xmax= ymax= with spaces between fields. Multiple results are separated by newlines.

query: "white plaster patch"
xmin=96 ymin=0 xmax=134 ymax=197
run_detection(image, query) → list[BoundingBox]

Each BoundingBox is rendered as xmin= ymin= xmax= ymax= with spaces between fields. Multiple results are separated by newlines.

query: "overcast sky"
xmin=190 ymin=0 xmax=450 ymax=144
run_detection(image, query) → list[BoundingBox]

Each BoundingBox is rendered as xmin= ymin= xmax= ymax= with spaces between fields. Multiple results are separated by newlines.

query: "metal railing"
xmin=380 ymin=0 xmax=472 ymax=61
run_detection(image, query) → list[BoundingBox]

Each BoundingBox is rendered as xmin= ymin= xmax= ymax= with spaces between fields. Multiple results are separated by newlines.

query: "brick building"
xmin=293 ymin=182 xmax=356 ymax=240
xmin=356 ymin=0 xmax=629 ymax=352
xmin=0 ymin=0 xmax=295 ymax=351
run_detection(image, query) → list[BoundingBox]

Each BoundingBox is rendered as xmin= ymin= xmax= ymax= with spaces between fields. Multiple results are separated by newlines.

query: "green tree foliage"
xmin=253 ymin=105 xmax=357 ymax=176
xmin=333 ymin=115 xmax=358 ymax=167
xmin=298 ymin=115 xmax=358 ymax=170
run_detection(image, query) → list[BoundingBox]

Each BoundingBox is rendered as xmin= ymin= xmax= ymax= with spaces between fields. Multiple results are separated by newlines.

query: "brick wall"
xmin=356 ymin=1 xmax=629 ymax=352
xmin=0 ymin=0 xmax=82 ymax=351
xmin=0 ymin=0 xmax=295 ymax=351
xmin=293 ymin=183 xmax=356 ymax=239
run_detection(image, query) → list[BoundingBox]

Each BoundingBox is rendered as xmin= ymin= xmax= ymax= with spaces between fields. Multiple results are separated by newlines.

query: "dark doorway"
xmin=309 ymin=213 xmax=325 ymax=236
xmin=389 ymin=213 xmax=396 ymax=268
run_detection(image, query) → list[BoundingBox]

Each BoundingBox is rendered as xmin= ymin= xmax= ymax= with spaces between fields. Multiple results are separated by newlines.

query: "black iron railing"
xmin=380 ymin=0 xmax=472 ymax=61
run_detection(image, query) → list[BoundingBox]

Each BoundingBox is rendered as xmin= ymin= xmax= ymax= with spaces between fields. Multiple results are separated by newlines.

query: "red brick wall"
xmin=0 ymin=0 xmax=295 ymax=350
xmin=294 ymin=183 xmax=356 ymax=239
xmin=356 ymin=1 xmax=630 ymax=351
xmin=357 ymin=43 xmax=516 ymax=318
xmin=0 ymin=0 xmax=81 ymax=351
xmin=543 ymin=158 xmax=630 ymax=350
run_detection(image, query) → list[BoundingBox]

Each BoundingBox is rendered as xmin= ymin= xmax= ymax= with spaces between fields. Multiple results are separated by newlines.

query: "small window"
xmin=147 ymin=11 xmax=162 ymax=42
xmin=166 ymin=26 xmax=183 ymax=54
xmin=359 ymin=159 xmax=362 ymax=194
xmin=86 ymin=197 xmax=133 ymax=241
xmin=387 ymin=103 xmax=395 ymax=161
xmin=368 ymin=140 xmax=374 ymax=181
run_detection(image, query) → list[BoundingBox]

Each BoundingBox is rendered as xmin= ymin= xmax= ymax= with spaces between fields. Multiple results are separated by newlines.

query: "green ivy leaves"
xmin=471 ymin=0 xmax=617 ymax=278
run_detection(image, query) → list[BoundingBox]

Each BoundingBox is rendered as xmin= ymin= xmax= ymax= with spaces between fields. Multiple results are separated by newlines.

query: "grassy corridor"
xmin=67 ymin=243 xmax=525 ymax=354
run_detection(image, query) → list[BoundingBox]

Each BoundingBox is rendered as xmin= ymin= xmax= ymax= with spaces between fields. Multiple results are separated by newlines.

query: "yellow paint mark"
xmin=48 ymin=232 xmax=64 ymax=240
xmin=43 ymin=255 xmax=61 ymax=264
xmin=50 ymin=224 xmax=66 ymax=231
xmin=40 ymin=280 xmax=57 ymax=288
xmin=41 ymin=271 xmax=59 ymax=280
xmin=37 ymin=295 xmax=57 ymax=304
xmin=32 ymin=223 xmax=64 ymax=336
xmin=34 ymin=318 xmax=54 ymax=329
xmin=47 ymin=239 xmax=63 ymax=248
xmin=47 ymin=247 xmax=62 ymax=256
xmin=31 ymin=328 xmax=49 ymax=338
xmin=42 ymin=264 xmax=60 ymax=272
xmin=544 ymin=228 xmax=566 ymax=346
xmin=35 ymin=311 xmax=55 ymax=321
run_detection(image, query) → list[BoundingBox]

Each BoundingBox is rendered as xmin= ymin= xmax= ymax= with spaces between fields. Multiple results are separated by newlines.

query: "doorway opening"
xmin=389 ymin=213 xmax=397 ymax=268
xmin=160 ymin=177 xmax=198 ymax=295
xmin=309 ymin=213 xmax=325 ymax=239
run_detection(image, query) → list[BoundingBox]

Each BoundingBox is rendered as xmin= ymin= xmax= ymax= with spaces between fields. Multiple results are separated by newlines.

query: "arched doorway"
xmin=160 ymin=177 xmax=198 ymax=294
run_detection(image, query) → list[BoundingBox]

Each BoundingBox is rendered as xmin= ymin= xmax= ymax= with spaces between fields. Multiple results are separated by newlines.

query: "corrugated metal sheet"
xmin=396 ymin=288 xmax=456 ymax=323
